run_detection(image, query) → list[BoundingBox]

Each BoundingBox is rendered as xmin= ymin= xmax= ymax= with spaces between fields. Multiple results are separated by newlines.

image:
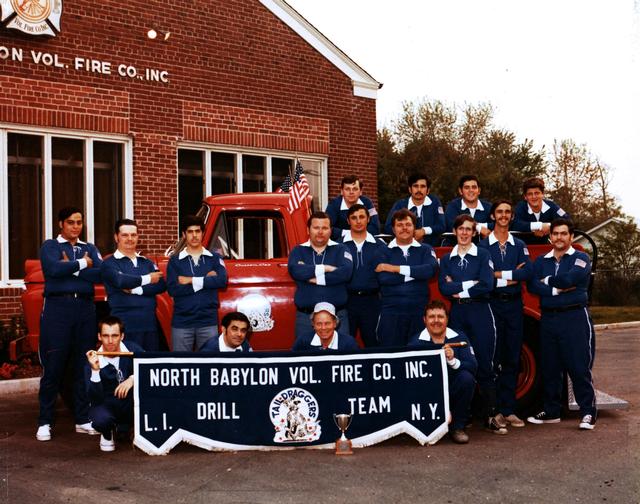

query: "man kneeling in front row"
xmin=200 ymin=312 xmax=253 ymax=352
xmin=85 ymin=316 xmax=143 ymax=452
xmin=291 ymin=302 xmax=359 ymax=351
xmin=408 ymin=300 xmax=478 ymax=444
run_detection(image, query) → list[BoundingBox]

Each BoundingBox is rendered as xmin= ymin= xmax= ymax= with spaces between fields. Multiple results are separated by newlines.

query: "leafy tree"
xmin=596 ymin=217 xmax=640 ymax=277
xmin=546 ymin=139 xmax=621 ymax=230
xmin=378 ymin=98 xmax=547 ymax=219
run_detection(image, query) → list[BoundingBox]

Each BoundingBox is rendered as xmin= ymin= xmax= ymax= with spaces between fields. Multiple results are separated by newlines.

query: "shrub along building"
xmin=0 ymin=0 xmax=381 ymax=323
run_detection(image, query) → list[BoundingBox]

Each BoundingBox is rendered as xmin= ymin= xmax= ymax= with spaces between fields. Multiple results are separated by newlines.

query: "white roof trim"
xmin=260 ymin=0 xmax=382 ymax=99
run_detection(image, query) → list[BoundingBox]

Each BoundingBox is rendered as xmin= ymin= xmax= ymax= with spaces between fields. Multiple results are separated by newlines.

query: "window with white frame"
xmin=0 ymin=127 xmax=132 ymax=283
xmin=177 ymin=147 xmax=327 ymax=228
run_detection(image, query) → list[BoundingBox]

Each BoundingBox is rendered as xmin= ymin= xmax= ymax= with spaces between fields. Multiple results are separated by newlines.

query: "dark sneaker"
xmin=485 ymin=417 xmax=508 ymax=435
xmin=527 ymin=411 xmax=561 ymax=424
xmin=449 ymin=429 xmax=469 ymax=444
xmin=579 ymin=414 xmax=596 ymax=430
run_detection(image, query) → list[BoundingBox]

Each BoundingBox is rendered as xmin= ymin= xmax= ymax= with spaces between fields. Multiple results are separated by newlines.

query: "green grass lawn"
xmin=589 ymin=306 xmax=640 ymax=325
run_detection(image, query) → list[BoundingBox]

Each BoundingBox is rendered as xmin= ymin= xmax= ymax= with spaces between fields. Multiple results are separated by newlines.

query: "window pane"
xmin=272 ymin=157 xmax=292 ymax=191
xmin=8 ymin=133 xmax=43 ymax=278
xmin=242 ymin=155 xmax=265 ymax=193
xmin=299 ymin=159 xmax=323 ymax=211
xmin=93 ymin=142 xmax=123 ymax=253
xmin=178 ymin=149 xmax=204 ymax=227
xmin=52 ymin=137 xmax=85 ymax=238
xmin=211 ymin=152 xmax=235 ymax=194
xmin=210 ymin=211 xmax=287 ymax=260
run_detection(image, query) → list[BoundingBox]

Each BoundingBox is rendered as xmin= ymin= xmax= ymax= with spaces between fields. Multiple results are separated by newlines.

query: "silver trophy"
xmin=333 ymin=413 xmax=353 ymax=455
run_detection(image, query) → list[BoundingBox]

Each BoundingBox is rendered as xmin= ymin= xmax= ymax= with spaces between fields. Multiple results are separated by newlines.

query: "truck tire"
xmin=515 ymin=316 xmax=543 ymax=415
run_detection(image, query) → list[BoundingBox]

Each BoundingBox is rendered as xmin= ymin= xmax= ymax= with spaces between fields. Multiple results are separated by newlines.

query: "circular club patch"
xmin=269 ymin=387 xmax=321 ymax=443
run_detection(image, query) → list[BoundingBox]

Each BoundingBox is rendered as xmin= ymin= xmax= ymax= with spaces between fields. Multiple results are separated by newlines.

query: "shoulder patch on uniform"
xmin=219 ymin=258 xmax=226 ymax=267
xmin=368 ymin=207 xmax=378 ymax=216
xmin=438 ymin=206 xmax=444 ymax=214
xmin=431 ymin=250 xmax=437 ymax=258
xmin=575 ymin=258 xmax=587 ymax=268
xmin=558 ymin=208 xmax=566 ymax=216
xmin=97 ymin=252 xmax=103 ymax=260
xmin=344 ymin=251 xmax=353 ymax=261
xmin=523 ymin=247 xmax=530 ymax=256
xmin=297 ymin=261 xmax=305 ymax=265
xmin=469 ymin=345 xmax=475 ymax=356
xmin=489 ymin=259 xmax=494 ymax=269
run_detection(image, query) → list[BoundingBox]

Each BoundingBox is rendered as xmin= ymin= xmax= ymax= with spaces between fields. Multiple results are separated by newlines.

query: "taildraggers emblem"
xmin=1 ymin=0 xmax=62 ymax=36
xmin=270 ymin=387 xmax=321 ymax=443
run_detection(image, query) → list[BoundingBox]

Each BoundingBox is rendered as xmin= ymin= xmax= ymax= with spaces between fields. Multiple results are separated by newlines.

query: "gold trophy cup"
xmin=333 ymin=413 xmax=353 ymax=455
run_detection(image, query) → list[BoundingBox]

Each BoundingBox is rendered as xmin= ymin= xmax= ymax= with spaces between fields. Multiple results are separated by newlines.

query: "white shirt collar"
xmin=97 ymin=341 xmax=129 ymax=369
xmin=408 ymin=195 xmax=432 ymax=208
xmin=310 ymin=331 xmax=339 ymax=349
xmin=340 ymin=197 xmax=363 ymax=210
xmin=488 ymin=232 xmax=515 ymax=246
xmin=56 ymin=235 xmax=87 ymax=245
xmin=460 ymin=199 xmax=484 ymax=211
xmin=451 ymin=243 xmax=478 ymax=257
xmin=388 ymin=238 xmax=422 ymax=249
xmin=218 ymin=333 xmax=242 ymax=352
xmin=113 ymin=249 xmax=143 ymax=260
xmin=527 ymin=200 xmax=551 ymax=215
xmin=342 ymin=231 xmax=376 ymax=244
xmin=544 ymin=246 xmax=576 ymax=259
xmin=300 ymin=239 xmax=339 ymax=248
xmin=418 ymin=327 xmax=459 ymax=342
xmin=178 ymin=248 xmax=213 ymax=260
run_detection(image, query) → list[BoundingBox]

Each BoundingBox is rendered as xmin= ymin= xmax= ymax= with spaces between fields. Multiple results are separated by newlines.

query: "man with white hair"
xmin=291 ymin=302 xmax=359 ymax=351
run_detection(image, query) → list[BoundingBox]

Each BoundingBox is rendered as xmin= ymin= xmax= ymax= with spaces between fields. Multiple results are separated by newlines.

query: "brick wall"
xmin=0 ymin=0 xmax=378 ymax=321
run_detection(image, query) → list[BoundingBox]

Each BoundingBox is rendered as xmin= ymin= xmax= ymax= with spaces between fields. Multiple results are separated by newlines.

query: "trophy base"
xmin=335 ymin=438 xmax=353 ymax=455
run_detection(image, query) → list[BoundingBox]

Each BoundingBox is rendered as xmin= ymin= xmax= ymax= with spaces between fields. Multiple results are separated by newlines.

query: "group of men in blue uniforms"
xmin=35 ymin=172 xmax=596 ymax=450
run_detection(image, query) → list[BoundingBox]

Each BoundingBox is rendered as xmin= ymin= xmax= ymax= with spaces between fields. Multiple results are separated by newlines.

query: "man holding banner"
xmin=408 ymin=300 xmax=477 ymax=444
xmin=85 ymin=316 xmax=143 ymax=452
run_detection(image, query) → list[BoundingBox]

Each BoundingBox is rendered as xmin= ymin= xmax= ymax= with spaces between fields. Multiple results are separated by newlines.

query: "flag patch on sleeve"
xmin=438 ymin=206 xmax=444 ymax=214
xmin=368 ymin=207 xmax=378 ymax=216
xmin=523 ymin=247 xmax=530 ymax=256
xmin=558 ymin=208 xmax=566 ymax=216
xmin=344 ymin=251 xmax=353 ymax=261
xmin=575 ymin=258 xmax=587 ymax=268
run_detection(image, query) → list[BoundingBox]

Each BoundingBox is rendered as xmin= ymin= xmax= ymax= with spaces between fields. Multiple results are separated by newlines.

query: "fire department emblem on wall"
xmin=0 ymin=0 xmax=62 ymax=36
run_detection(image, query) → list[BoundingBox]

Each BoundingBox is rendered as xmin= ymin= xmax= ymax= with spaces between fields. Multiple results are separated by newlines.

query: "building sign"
xmin=0 ymin=0 xmax=62 ymax=36
xmin=133 ymin=349 xmax=450 ymax=455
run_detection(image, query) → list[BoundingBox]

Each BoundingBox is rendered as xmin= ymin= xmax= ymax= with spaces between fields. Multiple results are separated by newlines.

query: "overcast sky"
xmin=286 ymin=0 xmax=640 ymax=222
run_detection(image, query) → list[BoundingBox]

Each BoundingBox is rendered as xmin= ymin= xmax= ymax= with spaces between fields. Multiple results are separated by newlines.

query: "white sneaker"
xmin=99 ymin=434 xmax=115 ymax=452
xmin=36 ymin=424 xmax=51 ymax=441
xmin=75 ymin=422 xmax=99 ymax=435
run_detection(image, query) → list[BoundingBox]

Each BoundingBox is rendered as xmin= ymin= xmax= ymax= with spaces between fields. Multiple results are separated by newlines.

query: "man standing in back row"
xmin=167 ymin=215 xmax=228 ymax=351
xmin=384 ymin=173 xmax=446 ymax=246
xmin=37 ymin=207 xmax=103 ymax=442
xmin=376 ymin=209 xmax=439 ymax=347
xmin=288 ymin=211 xmax=353 ymax=338
xmin=101 ymin=219 xmax=166 ymax=351
xmin=527 ymin=218 xmax=597 ymax=430
xmin=325 ymin=175 xmax=380 ymax=241
xmin=341 ymin=204 xmax=385 ymax=348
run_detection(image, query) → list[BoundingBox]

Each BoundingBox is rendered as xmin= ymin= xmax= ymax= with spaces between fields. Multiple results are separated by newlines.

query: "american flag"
xmin=280 ymin=160 xmax=310 ymax=213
